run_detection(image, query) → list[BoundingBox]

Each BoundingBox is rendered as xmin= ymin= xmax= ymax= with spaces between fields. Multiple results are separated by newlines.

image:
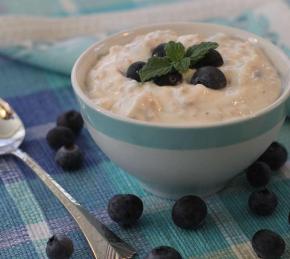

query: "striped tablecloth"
xmin=0 ymin=0 xmax=290 ymax=258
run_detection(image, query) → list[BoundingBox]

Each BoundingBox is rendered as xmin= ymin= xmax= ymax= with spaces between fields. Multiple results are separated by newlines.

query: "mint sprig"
xmin=139 ymin=41 xmax=219 ymax=82
xmin=165 ymin=41 xmax=185 ymax=62
xmin=138 ymin=57 xmax=172 ymax=82
xmin=173 ymin=57 xmax=191 ymax=73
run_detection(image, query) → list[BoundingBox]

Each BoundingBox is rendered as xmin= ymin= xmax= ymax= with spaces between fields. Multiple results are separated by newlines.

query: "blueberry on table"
xmin=248 ymin=189 xmax=278 ymax=216
xmin=172 ymin=195 xmax=207 ymax=229
xmin=152 ymin=43 xmax=167 ymax=57
xmin=145 ymin=246 xmax=182 ymax=259
xmin=55 ymin=144 xmax=83 ymax=170
xmin=191 ymin=66 xmax=227 ymax=89
xmin=153 ymin=71 xmax=182 ymax=86
xmin=190 ymin=49 xmax=224 ymax=69
xmin=46 ymin=234 xmax=74 ymax=259
xmin=246 ymin=161 xmax=271 ymax=188
xmin=252 ymin=229 xmax=285 ymax=259
xmin=57 ymin=110 xmax=84 ymax=135
xmin=126 ymin=61 xmax=146 ymax=82
xmin=258 ymin=142 xmax=288 ymax=170
xmin=108 ymin=194 xmax=143 ymax=226
xmin=46 ymin=126 xmax=75 ymax=150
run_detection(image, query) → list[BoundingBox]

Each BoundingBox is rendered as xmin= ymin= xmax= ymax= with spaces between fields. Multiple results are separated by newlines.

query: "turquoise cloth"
xmin=0 ymin=1 xmax=290 ymax=258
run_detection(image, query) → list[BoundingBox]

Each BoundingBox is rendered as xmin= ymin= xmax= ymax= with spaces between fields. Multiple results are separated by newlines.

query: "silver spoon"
xmin=0 ymin=98 xmax=136 ymax=259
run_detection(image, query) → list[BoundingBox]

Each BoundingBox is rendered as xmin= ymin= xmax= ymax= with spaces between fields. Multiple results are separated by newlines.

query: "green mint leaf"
xmin=186 ymin=42 xmax=219 ymax=65
xmin=165 ymin=41 xmax=186 ymax=62
xmin=139 ymin=57 xmax=173 ymax=82
xmin=173 ymin=57 xmax=191 ymax=73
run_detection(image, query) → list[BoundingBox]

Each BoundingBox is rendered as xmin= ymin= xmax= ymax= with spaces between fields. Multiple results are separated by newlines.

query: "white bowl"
xmin=71 ymin=23 xmax=290 ymax=198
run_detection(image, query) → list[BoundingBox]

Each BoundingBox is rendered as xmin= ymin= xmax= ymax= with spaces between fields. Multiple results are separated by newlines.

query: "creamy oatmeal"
xmin=85 ymin=30 xmax=281 ymax=124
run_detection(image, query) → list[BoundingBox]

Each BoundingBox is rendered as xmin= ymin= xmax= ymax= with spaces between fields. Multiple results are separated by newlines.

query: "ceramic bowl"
xmin=71 ymin=23 xmax=290 ymax=198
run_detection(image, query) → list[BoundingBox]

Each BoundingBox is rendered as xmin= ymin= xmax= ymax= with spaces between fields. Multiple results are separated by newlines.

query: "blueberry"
xmin=190 ymin=49 xmax=224 ymax=69
xmin=153 ymin=71 xmax=182 ymax=86
xmin=246 ymin=162 xmax=271 ymax=188
xmin=126 ymin=61 xmax=146 ymax=82
xmin=248 ymin=189 xmax=278 ymax=216
xmin=108 ymin=194 xmax=143 ymax=226
xmin=258 ymin=142 xmax=288 ymax=170
xmin=57 ymin=110 xmax=84 ymax=135
xmin=191 ymin=66 xmax=227 ymax=89
xmin=152 ymin=43 xmax=166 ymax=57
xmin=145 ymin=246 xmax=182 ymax=259
xmin=55 ymin=145 xmax=83 ymax=170
xmin=46 ymin=234 xmax=74 ymax=259
xmin=252 ymin=229 xmax=285 ymax=259
xmin=46 ymin=126 xmax=75 ymax=150
xmin=172 ymin=195 xmax=207 ymax=229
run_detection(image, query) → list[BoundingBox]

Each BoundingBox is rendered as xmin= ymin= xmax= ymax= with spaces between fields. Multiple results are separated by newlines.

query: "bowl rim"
xmin=71 ymin=22 xmax=290 ymax=129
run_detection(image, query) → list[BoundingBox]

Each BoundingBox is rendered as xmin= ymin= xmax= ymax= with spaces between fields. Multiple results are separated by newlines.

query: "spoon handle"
xmin=12 ymin=148 xmax=136 ymax=259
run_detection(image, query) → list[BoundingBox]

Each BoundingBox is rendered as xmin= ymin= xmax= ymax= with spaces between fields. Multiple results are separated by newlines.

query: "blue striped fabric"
xmin=1 ymin=1 xmax=290 ymax=258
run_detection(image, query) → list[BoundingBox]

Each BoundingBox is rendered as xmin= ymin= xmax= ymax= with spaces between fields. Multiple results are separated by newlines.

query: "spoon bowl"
xmin=0 ymin=99 xmax=25 ymax=154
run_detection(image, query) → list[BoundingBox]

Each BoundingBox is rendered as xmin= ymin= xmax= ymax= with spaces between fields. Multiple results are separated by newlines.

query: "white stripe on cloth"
xmin=208 ymin=195 xmax=257 ymax=258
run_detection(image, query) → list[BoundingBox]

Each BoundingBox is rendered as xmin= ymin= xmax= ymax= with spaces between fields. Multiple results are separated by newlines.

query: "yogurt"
xmin=85 ymin=30 xmax=281 ymax=125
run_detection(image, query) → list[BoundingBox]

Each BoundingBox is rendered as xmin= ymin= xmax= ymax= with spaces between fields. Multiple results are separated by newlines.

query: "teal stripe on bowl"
xmin=78 ymin=97 xmax=286 ymax=149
